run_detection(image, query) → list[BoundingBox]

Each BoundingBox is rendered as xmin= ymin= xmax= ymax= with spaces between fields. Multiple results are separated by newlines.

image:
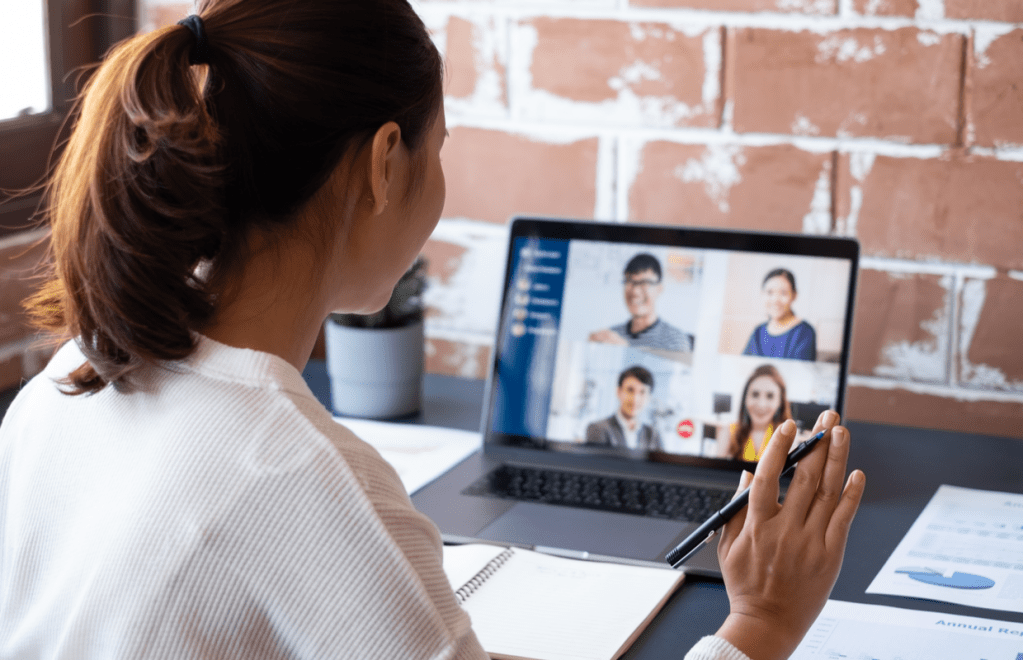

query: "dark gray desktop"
xmin=303 ymin=363 xmax=1023 ymax=658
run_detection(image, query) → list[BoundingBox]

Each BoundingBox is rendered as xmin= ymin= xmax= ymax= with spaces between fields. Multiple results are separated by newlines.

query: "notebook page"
xmin=447 ymin=546 xmax=684 ymax=660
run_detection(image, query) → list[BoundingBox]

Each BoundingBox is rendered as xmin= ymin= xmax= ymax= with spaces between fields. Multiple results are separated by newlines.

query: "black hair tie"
xmin=177 ymin=15 xmax=209 ymax=66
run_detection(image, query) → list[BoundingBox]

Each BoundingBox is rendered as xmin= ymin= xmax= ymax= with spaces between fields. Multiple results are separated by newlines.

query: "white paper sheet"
xmin=866 ymin=484 xmax=1023 ymax=614
xmin=333 ymin=417 xmax=481 ymax=495
xmin=791 ymin=600 xmax=1023 ymax=659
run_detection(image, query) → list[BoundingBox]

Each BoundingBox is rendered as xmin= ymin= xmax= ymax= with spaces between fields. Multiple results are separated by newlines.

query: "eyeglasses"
xmin=623 ymin=278 xmax=660 ymax=289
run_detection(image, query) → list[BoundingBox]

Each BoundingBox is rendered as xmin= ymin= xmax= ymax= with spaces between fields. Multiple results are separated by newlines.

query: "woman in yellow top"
xmin=718 ymin=365 xmax=792 ymax=461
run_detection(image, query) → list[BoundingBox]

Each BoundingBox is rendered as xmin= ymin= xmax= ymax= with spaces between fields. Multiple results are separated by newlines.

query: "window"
xmin=0 ymin=1 xmax=50 ymax=122
xmin=0 ymin=0 xmax=136 ymax=237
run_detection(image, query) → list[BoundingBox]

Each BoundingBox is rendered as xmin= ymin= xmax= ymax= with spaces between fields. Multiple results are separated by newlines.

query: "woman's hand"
xmin=714 ymin=411 xmax=865 ymax=660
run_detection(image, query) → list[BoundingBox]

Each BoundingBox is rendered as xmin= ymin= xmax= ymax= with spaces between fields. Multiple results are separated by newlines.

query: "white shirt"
xmin=0 ymin=337 xmax=745 ymax=660
xmin=0 ymin=337 xmax=484 ymax=659
xmin=615 ymin=410 xmax=641 ymax=450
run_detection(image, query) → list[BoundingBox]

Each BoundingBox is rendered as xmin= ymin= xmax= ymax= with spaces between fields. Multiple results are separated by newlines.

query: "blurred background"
xmin=1 ymin=0 xmax=1021 ymax=438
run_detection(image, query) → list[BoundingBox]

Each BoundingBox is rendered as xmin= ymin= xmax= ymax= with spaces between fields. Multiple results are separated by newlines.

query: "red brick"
xmin=850 ymin=270 xmax=949 ymax=382
xmin=628 ymin=141 xmax=832 ymax=233
xmin=631 ymin=0 xmax=836 ymax=12
xmin=442 ymin=16 xmax=506 ymax=107
xmin=961 ymin=275 xmax=1023 ymax=388
xmin=946 ymin=0 xmax=1023 ymax=22
xmin=846 ymin=385 xmax=1023 ymax=439
xmin=527 ymin=18 xmax=720 ymax=128
xmin=0 ymin=234 xmax=48 ymax=345
xmin=731 ymin=28 xmax=963 ymax=144
xmin=838 ymin=153 xmax=1023 ymax=268
xmin=421 ymin=239 xmax=468 ymax=287
xmin=445 ymin=17 xmax=478 ymax=99
xmin=425 ymin=337 xmax=490 ymax=379
xmin=852 ymin=0 xmax=918 ymax=15
xmin=441 ymin=127 xmax=598 ymax=225
xmin=847 ymin=0 xmax=920 ymax=14
xmin=970 ymin=29 xmax=1023 ymax=148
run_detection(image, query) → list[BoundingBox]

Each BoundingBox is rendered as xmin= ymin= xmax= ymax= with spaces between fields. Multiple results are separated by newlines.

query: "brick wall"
xmin=417 ymin=0 xmax=1023 ymax=439
xmin=3 ymin=0 xmax=1020 ymax=438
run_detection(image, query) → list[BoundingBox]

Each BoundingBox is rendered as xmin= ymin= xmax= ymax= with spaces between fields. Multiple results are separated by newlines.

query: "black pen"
xmin=664 ymin=427 xmax=831 ymax=569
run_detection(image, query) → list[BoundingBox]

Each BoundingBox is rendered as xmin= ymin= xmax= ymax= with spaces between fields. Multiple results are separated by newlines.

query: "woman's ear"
xmin=368 ymin=121 xmax=405 ymax=215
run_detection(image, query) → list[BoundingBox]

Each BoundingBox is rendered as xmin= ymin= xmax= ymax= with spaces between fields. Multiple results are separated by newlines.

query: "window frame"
xmin=0 ymin=0 xmax=136 ymax=238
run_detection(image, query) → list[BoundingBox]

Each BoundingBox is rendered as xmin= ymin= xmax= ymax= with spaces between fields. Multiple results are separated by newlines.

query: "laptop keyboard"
xmin=463 ymin=465 xmax=734 ymax=522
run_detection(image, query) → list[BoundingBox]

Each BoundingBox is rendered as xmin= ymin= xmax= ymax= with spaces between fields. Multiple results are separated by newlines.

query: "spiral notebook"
xmin=442 ymin=544 xmax=685 ymax=660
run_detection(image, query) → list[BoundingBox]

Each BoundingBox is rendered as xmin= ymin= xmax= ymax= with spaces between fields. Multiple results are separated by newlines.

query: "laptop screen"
xmin=486 ymin=218 xmax=859 ymax=468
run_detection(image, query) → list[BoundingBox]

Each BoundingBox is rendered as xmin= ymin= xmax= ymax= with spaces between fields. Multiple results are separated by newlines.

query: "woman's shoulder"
xmin=793 ymin=319 xmax=816 ymax=335
xmin=38 ymin=339 xmax=87 ymax=379
xmin=772 ymin=317 xmax=811 ymax=337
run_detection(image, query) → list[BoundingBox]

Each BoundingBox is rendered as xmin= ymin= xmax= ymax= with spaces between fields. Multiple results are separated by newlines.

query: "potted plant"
xmin=324 ymin=256 xmax=428 ymax=418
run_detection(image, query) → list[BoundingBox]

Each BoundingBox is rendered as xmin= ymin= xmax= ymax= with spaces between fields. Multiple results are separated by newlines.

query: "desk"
xmin=2 ymin=362 xmax=1019 ymax=655
xmin=304 ymin=360 xmax=1023 ymax=658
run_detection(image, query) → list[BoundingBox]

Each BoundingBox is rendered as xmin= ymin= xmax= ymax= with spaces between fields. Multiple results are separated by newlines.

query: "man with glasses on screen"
xmin=588 ymin=253 xmax=694 ymax=352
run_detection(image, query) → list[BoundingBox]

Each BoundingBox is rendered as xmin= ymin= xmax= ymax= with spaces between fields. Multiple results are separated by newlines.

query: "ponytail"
xmin=28 ymin=23 xmax=225 ymax=394
xmin=26 ymin=0 xmax=443 ymax=395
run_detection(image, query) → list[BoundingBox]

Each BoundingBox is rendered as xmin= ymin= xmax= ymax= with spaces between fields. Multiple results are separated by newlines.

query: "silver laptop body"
xmin=413 ymin=217 xmax=859 ymax=576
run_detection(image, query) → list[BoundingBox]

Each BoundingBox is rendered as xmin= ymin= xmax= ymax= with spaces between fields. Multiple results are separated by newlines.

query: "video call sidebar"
xmin=491 ymin=238 xmax=568 ymax=441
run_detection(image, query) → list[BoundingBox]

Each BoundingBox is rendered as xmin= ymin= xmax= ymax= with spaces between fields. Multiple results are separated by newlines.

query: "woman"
xmin=0 ymin=2 xmax=863 ymax=658
xmin=743 ymin=268 xmax=817 ymax=361
xmin=718 ymin=365 xmax=792 ymax=462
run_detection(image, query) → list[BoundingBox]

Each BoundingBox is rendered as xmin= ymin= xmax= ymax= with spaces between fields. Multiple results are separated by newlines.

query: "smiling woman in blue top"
xmin=743 ymin=268 xmax=817 ymax=361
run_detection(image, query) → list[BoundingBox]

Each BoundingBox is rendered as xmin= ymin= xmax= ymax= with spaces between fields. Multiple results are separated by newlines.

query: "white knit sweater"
xmin=0 ymin=337 xmax=746 ymax=660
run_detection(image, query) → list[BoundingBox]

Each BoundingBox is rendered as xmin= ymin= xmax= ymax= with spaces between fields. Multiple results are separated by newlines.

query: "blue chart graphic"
xmin=895 ymin=567 xmax=995 ymax=590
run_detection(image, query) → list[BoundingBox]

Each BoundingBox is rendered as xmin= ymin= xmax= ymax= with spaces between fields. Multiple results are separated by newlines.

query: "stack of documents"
xmin=335 ymin=417 xmax=480 ymax=494
xmin=791 ymin=600 xmax=1023 ymax=659
xmin=867 ymin=485 xmax=1023 ymax=614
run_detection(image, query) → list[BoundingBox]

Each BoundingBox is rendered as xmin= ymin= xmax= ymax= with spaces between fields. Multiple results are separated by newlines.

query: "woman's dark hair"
xmin=26 ymin=0 xmax=443 ymax=394
xmin=762 ymin=268 xmax=797 ymax=294
xmin=729 ymin=364 xmax=792 ymax=460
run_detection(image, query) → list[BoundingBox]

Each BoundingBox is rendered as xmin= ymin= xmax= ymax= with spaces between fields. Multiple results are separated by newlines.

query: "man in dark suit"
xmin=584 ymin=365 xmax=662 ymax=451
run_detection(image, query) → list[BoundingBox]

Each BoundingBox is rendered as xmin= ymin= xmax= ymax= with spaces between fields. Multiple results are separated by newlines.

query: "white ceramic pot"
xmin=323 ymin=319 xmax=424 ymax=419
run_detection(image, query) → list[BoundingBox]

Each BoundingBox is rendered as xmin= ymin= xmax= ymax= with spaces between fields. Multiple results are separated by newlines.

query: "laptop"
xmin=412 ymin=217 xmax=859 ymax=575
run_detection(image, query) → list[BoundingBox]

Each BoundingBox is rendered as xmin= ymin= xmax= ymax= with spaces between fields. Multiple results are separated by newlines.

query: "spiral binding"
xmin=453 ymin=547 xmax=516 ymax=605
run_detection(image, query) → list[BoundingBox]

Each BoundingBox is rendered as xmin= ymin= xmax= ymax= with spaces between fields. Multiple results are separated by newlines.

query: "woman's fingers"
xmin=805 ymin=425 xmax=853 ymax=529
xmin=779 ymin=411 xmax=841 ymax=520
xmin=718 ymin=469 xmax=753 ymax=559
xmin=747 ymin=419 xmax=796 ymax=522
xmin=825 ymin=468 xmax=866 ymax=552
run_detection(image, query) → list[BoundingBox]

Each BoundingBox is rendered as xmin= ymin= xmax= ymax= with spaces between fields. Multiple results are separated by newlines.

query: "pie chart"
xmin=895 ymin=567 xmax=995 ymax=589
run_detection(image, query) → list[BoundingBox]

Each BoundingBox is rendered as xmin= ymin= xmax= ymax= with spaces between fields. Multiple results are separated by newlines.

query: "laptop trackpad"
xmin=477 ymin=502 xmax=687 ymax=562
